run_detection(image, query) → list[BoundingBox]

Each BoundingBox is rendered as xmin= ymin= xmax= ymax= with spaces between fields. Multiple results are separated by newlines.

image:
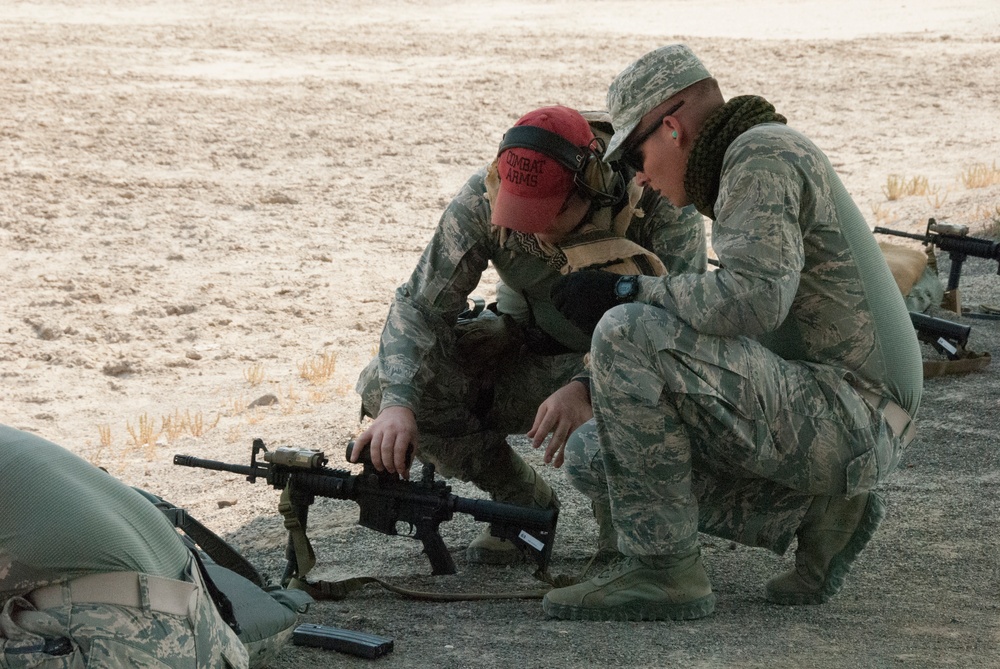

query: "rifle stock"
xmin=909 ymin=311 xmax=971 ymax=360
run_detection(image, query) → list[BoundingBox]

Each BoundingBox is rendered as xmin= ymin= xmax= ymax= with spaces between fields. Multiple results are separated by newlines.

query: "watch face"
xmin=615 ymin=276 xmax=637 ymax=301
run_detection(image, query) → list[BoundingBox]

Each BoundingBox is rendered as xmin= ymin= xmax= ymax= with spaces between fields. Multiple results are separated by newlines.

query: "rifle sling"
xmin=157 ymin=504 xmax=266 ymax=589
xmin=290 ymin=559 xmax=613 ymax=603
xmin=278 ymin=482 xmax=317 ymax=590
xmin=922 ymin=350 xmax=991 ymax=378
xmin=300 ymin=575 xmax=551 ymax=602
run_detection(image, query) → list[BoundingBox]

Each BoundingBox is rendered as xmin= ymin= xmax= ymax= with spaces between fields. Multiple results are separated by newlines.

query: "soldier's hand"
xmin=528 ymin=380 xmax=593 ymax=468
xmin=550 ymin=270 xmax=622 ymax=336
xmin=351 ymin=405 xmax=418 ymax=479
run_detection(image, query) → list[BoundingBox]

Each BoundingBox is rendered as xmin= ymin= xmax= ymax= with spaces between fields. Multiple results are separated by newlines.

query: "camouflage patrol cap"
xmin=604 ymin=44 xmax=712 ymax=162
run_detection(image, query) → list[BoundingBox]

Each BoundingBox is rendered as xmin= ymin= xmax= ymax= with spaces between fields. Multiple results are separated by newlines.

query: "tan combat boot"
xmin=765 ymin=492 xmax=886 ymax=605
xmin=466 ymin=451 xmax=558 ymax=565
xmin=541 ymin=549 xmax=716 ymax=621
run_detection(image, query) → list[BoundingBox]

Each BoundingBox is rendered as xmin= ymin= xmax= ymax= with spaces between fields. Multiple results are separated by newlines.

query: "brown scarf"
xmin=684 ymin=95 xmax=787 ymax=219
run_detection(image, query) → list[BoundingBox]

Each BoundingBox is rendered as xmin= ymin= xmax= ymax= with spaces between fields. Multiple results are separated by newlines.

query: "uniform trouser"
xmin=563 ymin=303 xmax=905 ymax=558
xmin=0 ymin=554 xmax=248 ymax=669
xmin=356 ymin=341 xmax=583 ymax=503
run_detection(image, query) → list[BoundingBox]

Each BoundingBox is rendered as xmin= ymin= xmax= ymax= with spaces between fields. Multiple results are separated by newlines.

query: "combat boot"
xmin=467 ymin=451 xmax=558 ymax=565
xmin=765 ymin=492 xmax=886 ymax=605
xmin=541 ymin=549 xmax=716 ymax=621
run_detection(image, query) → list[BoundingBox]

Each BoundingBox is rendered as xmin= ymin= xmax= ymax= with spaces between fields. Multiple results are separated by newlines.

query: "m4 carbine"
xmin=874 ymin=217 xmax=1000 ymax=293
xmin=174 ymin=439 xmax=558 ymax=581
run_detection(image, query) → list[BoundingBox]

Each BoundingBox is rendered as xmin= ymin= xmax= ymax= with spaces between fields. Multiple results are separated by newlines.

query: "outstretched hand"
xmin=550 ymin=270 xmax=621 ymax=335
xmin=350 ymin=405 xmax=418 ymax=479
xmin=527 ymin=380 xmax=593 ymax=468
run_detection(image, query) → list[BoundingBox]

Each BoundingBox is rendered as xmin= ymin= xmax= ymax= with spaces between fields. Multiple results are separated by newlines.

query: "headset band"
xmin=497 ymin=126 xmax=588 ymax=173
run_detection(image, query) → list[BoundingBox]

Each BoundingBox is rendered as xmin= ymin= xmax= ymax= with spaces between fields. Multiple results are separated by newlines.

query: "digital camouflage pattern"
xmin=604 ymin=44 xmax=712 ymax=162
xmin=368 ymin=165 xmax=706 ymax=415
xmin=359 ymin=143 xmax=706 ymax=493
xmin=638 ymin=124 xmax=921 ymax=414
xmin=0 ymin=426 xmax=250 ymax=668
xmin=566 ymin=122 xmax=922 ymax=558
xmin=1 ymin=557 xmax=249 ymax=669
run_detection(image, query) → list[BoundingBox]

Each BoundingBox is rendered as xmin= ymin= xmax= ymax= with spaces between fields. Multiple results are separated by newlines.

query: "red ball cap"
xmin=493 ymin=106 xmax=594 ymax=234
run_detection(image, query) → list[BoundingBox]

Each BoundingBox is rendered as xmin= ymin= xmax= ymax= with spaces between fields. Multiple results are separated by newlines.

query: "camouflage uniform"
xmin=357 ymin=142 xmax=706 ymax=499
xmin=564 ymin=123 xmax=923 ymax=557
xmin=0 ymin=425 xmax=249 ymax=669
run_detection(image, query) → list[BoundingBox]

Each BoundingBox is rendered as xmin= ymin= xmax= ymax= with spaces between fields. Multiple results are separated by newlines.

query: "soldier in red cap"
xmin=352 ymin=106 xmax=707 ymax=564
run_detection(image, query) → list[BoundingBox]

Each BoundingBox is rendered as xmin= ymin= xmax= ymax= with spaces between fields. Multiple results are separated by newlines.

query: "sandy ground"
xmin=3 ymin=1 xmax=1000 ymax=667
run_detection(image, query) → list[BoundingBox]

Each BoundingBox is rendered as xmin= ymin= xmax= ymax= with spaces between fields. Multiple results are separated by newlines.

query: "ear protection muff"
xmin=498 ymin=126 xmax=627 ymax=208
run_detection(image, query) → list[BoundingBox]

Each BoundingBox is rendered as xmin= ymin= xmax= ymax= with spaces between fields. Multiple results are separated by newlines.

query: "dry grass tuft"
xmin=226 ymin=424 xmax=244 ymax=444
xmin=98 ymin=423 xmax=113 ymax=448
xmin=228 ymin=393 xmax=248 ymax=417
xmin=870 ymin=203 xmax=891 ymax=226
xmin=925 ymin=186 xmax=949 ymax=210
xmin=243 ymin=362 xmax=266 ymax=386
xmin=158 ymin=409 xmax=219 ymax=441
xmin=279 ymin=383 xmax=300 ymax=415
xmin=126 ymin=413 xmax=160 ymax=460
xmin=883 ymin=174 xmax=932 ymax=201
xmin=245 ymin=407 xmax=265 ymax=425
xmin=298 ymin=351 xmax=338 ymax=385
xmin=960 ymin=162 xmax=1000 ymax=189
xmin=188 ymin=410 xmax=220 ymax=437
xmin=161 ymin=409 xmax=188 ymax=442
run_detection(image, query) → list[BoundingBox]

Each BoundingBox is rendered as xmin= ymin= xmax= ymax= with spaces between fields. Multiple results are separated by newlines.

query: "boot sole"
xmin=541 ymin=593 xmax=717 ymax=622
xmin=767 ymin=492 xmax=887 ymax=605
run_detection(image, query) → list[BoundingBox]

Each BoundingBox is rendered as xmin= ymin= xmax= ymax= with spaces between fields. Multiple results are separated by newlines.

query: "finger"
xmin=543 ymin=433 xmax=563 ymax=464
xmin=552 ymin=446 xmax=566 ymax=468
xmin=543 ymin=425 xmax=570 ymax=465
xmin=350 ymin=431 xmax=371 ymax=463
xmin=369 ymin=432 xmax=385 ymax=471
xmin=532 ymin=411 xmax=559 ymax=450
xmin=393 ymin=433 xmax=410 ymax=479
xmin=527 ymin=406 xmax=550 ymax=446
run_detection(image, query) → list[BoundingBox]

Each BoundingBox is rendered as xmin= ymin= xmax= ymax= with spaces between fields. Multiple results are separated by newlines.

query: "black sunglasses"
xmin=620 ymin=100 xmax=685 ymax=173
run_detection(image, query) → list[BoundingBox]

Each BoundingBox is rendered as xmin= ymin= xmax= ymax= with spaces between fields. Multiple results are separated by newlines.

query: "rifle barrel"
xmin=872 ymin=227 xmax=928 ymax=243
xmin=173 ymin=454 xmax=256 ymax=478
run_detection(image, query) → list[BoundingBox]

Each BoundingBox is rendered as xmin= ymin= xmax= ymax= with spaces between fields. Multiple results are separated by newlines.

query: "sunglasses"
xmin=620 ymin=100 xmax=685 ymax=173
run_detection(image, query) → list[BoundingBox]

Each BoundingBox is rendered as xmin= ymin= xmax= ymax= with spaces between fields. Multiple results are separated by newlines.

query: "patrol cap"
xmin=493 ymin=106 xmax=594 ymax=234
xmin=604 ymin=44 xmax=712 ymax=162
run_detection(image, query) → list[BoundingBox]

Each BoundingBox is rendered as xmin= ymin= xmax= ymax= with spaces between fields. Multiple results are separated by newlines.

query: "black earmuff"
xmin=498 ymin=126 xmax=626 ymax=208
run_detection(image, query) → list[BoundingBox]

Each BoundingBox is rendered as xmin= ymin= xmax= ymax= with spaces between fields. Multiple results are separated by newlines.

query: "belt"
xmin=856 ymin=388 xmax=916 ymax=448
xmin=28 ymin=571 xmax=197 ymax=617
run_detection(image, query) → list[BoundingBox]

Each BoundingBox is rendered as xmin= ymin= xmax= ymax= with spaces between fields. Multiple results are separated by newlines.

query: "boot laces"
xmin=594 ymin=555 xmax=639 ymax=579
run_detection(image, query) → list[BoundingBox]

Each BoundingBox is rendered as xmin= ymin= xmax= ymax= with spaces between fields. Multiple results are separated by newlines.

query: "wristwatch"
xmin=614 ymin=275 xmax=640 ymax=303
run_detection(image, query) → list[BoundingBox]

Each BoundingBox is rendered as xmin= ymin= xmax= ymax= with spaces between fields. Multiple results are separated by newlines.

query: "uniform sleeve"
xmin=626 ymin=191 xmax=708 ymax=275
xmin=377 ymin=170 xmax=496 ymax=413
xmin=637 ymin=135 xmax=805 ymax=337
